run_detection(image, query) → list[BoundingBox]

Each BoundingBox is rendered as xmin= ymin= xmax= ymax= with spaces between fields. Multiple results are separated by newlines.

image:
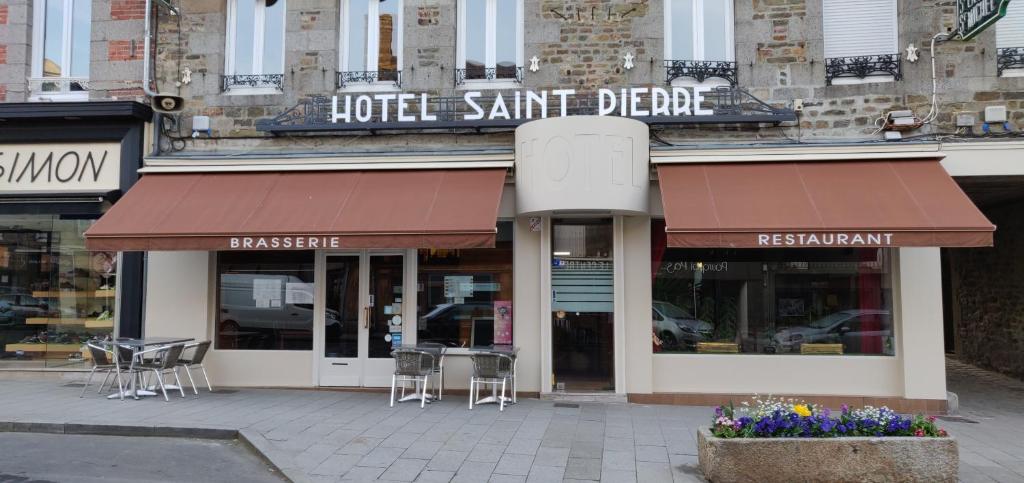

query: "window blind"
xmin=998 ymin=1 xmax=1024 ymax=49
xmin=822 ymin=0 xmax=899 ymax=58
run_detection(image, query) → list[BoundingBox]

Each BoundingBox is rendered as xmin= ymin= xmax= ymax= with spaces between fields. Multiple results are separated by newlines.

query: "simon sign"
xmin=257 ymin=86 xmax=797 ymax=134
xmin=956 ymin=0 xmax=1012 ymax=40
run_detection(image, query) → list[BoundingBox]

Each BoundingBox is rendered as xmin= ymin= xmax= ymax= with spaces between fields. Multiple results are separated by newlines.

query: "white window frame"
xmin=224 ymin=0 xmax=287 ymax=95
xmin=455 ymin=0 xmax=524 ymax=89
xmin=997 ymin=1 xmax=1024 ymax=77
xmin=822 ymin=0 xmax=899 ymax=86
xmin=663 ymin=0 xmax=735 ymax=87
xmin=30 ymin=0 xmax=90 ymax=101
xmin=338 ymin=0 xmax=404 ymax=92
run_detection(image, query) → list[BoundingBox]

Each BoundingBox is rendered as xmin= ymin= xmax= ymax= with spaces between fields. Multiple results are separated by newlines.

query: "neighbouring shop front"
xmin=83 ymin=111 xmax=995 ymax=410
xmin=0 ymin=101 xmax=151 ymax=369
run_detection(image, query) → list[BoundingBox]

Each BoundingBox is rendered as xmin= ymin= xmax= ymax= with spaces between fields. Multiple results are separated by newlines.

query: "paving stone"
xmin=380 ymin=458 xmax=430 ymax=482
xmin=601 ymin=450 xmax=636 ymax=472
xmin=525 ymin=464 xmax=565 ymax=483
xmin=505 ymin=437 xmax=541 ymax=455
xmin=599 ymin=468 xmax=637 ymax=483
xmin=403 ymin=440 xmax=444 ymax=460
xmin=414 ymin=469 xmax=455 ymax=482
xmin=636 ymin=461 xmax=674 ymax=483
xmin=450 ymin=461 xmax=497 ymax=483
xmin=493 ymin=452 xmax=534 ymax=476
xmin=531 ymin=446 xmax=570 ymax=467
xmin=569 ymin=441 xmax=604 ymax=459
xmin=358 ymin=445 xmax=406 ymax=468
xmin=635 ymin=444 xmax=669 ymax=463
xmin=426 ymin=449 xmax=469 ymax=472
xmin=564 ymin=457 xmax=602 ymax=480
xmin=340 ymin=465 xmax=386 ymax=481
xmin=310 ymin=453 xmax=361 ymax=477
xmin=467 ymin=443 xmax=507 ymax=463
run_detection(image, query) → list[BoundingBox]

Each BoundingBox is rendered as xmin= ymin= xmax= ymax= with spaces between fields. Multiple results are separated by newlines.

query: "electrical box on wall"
xmin=956 ymin=113 xmax=976 ymax=127
xmin=985 ymin=106 xmax=1007 ymax=123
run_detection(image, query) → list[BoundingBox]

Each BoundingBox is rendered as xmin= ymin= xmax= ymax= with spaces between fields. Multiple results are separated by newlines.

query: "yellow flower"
xmin=793 ymin=404 xmax=812 ymax=417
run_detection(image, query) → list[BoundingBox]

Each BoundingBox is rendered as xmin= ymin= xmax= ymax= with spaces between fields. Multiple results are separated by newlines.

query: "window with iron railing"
xmin=456 ymin=0 xmax=523 ymax=87
xmin=338 ymin=0 xmax=402 ymax=90
xmin=663 ymin=0 xmax=736 ymax=86
xmin=997 ymin=1 xmax=1024 ymax=77
xmin=822 ymin=0 xmax=900 ymax=85
xmin=30 ymin=0 xmax=91 ymax=101
xmin=223 ymin=0 xmax=286 ymax=94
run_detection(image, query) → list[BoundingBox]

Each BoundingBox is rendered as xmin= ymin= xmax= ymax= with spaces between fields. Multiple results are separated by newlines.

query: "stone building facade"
xmin=2 ymin=0 xmax=1024 ymax=396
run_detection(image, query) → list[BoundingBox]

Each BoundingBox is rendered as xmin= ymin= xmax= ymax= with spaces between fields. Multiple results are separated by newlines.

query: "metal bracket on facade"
xmin=825 ymin=54 xmax=903 ymax=85
xmin=663 ymin=60 xmax=738 ymax=86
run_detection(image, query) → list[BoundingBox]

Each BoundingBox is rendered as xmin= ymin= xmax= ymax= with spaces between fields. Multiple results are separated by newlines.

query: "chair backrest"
xmin=392 ymin=349 xmax=434 ymax=377
xmin=184 ymin=341 xmax=211 ymax=364
xmin=471 ymin=353 xmax=512 ymax=379
xmin=416 ymin=342 xmax=445 ymax=370
xmin=159 ymin=344 xmax=186 ymax=370
xmin=115 ymin=345 xmax=135 ymax=367
xmin=85 ymin=343 xmax=111 ymax=366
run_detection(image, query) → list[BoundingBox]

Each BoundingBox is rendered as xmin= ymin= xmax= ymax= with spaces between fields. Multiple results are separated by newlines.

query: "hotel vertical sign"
xmin=956 ymin=0 xmax=1012 ymax=40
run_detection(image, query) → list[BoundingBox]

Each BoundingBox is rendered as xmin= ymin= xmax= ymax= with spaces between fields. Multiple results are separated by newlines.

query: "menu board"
xmin=494 ymin=301 xmax=512 ymax=344
xmin=253 ymin=278 xmax=282 ymax=308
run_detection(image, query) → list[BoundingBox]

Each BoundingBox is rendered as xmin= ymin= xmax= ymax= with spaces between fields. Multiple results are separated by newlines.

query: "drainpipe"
xmin=142 ymin=0 xmax=161 ymax=156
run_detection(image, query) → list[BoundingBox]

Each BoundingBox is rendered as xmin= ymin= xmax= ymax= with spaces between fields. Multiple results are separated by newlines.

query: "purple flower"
xmin=841 ymin=404 xmax=849 ymax=414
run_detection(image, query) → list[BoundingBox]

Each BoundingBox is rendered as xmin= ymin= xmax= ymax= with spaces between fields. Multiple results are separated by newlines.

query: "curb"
xmin=0 ymin=420 xmax=306 ymax=483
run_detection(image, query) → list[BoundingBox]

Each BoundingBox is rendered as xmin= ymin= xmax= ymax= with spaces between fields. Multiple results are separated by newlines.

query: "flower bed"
xmin=698 ymin=396 xmax=958 ymax=483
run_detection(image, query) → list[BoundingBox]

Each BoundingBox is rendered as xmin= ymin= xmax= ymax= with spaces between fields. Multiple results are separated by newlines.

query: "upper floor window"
xmin=823 ymin=0 xmax=901 ymax=85
xmin=224 ymin=0 xmax=286 ymax=94
xmin=456 ymin=0 xmax=523 ymax=87
xmin=664 ymin=0 xmax=736 ymax=86
xmin=339 ymin=0 xmax=403 ymax=90
xmin=30 ymin=0 xmax=91 ymax=101
xmin=997 ymin=1 xmax=1024 ymax=77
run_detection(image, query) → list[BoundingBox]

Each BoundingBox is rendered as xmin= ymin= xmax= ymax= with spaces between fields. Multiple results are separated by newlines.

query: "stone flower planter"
xmin=697 ymin=427 xmax=958 ymax=483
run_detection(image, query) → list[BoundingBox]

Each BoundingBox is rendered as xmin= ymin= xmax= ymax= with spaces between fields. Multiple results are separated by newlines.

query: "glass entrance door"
xmin=551 ymin=219 xmax=615 ymax=392
xmin=319 ymin=253 xmax=405 ymax=387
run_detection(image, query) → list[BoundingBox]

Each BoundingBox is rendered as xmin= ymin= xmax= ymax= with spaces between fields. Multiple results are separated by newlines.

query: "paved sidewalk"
xmin=0 ymin=363 xmax=1020 ymax=482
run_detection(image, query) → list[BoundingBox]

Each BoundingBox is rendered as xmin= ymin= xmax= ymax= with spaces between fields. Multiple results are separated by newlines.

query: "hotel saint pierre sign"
xmin=0 ymin=143 xmax=121 ymax=194
xmin=257 ymin=86 xmax=797 ymax=134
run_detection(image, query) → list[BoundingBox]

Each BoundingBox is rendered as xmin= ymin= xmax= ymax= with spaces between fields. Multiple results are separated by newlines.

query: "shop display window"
xmin=0 ymin=215 xmax=116 ymax=368
xmin=651 ymin=220 xmax=894 ymax=356
xmin=216 ymin=251 xmax=315 ymax=350
xmin=416 ymin=221 xmax=513 ymax=348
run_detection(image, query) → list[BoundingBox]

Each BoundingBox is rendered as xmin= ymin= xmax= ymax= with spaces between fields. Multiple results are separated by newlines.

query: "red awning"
xmin=85 ymin=169 xmax=507 ymax=251
xmin=657 ymin=159 xmax=994 ymax=248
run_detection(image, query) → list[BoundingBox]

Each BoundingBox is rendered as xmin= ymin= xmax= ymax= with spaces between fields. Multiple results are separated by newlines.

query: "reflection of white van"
xmin=218 ymin=274 xmax=326 ymax=334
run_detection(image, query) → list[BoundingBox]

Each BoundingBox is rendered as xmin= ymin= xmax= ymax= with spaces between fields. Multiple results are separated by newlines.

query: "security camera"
xmin=152 ymin=95 xmax=185 ymax=113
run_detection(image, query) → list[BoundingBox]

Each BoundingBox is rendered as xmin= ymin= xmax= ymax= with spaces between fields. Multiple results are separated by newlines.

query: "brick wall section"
xmin=948 ymin=200 xmax=1024 ymax=380
xmin=111 ymin=0 xmax=146 ymax=20
xmin=0 ymin=84 xmax=6 ymax=101
xmin=0 ymin=45 xmax=6 ymax=64
xmin=108 ymin=40 xmax=144 ymax=61
xmin=0 ymin=5 xmax=9 ymax=25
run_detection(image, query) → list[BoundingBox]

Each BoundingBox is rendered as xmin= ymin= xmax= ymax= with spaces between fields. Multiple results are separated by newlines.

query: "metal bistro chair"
xmin=469 ymin=352 xmax=515 ymax=411
xmin=417 ymin=342 xmax=446 ymax=401
xmin=390 ymin=349 xmax=435 ymax=408
xmin=113 ymin=343 xmax=143 ymax=400
xmin=175 ymin=341 xmax=213 ymax=395
xmin=80 ymin=343 xmax=124 ymax=398
xmin=135 ymin=344 xmax=187 ymax=401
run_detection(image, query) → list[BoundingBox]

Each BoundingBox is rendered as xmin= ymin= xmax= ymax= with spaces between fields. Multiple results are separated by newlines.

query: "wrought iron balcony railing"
xmin=998 ymin=48 xmax=1024 ymax=77
xmin=454 ymin=66 xmax=524 ymax=86
xmin=222 ymin=74 xmax=284 ymax=92
xmin=28 ymin=77 xmax=90 ymax=94
xmin=825 ymin=53 xmax=902 ymax=85
xmin=336 ymin=70 xmax=402 ymax=88
xmin=663 ymin=60 xmax=738 ymax=86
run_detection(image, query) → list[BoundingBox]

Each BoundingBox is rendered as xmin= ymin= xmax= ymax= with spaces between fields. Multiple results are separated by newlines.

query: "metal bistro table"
xmin=392 ymin=343 xmax=446 ymax=404
xmin=100 ymin=337 xmax=195 ymax=400
xmin=470 ymin=345 xmax=519 ymax=406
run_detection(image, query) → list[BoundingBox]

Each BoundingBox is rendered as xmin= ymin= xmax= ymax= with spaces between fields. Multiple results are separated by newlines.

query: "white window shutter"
xmin=822 ymin=0 xmax=899 ymax=58
xmin=997 ymin=2 xmax=1024 ymax=49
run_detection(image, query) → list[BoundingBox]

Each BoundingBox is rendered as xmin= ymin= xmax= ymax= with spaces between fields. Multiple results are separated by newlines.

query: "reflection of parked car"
xmin=417 ymin=302 xmax=493 ymax=347
xmin=773 ymin=310 xmax=891 ymax=353
xmin=218 ymin=274 xmax=317 ymax=335
xmin=652 ymin=301 xmax=713 ymax=350
xmin=0 ymin=293 xmax=50 ymax=326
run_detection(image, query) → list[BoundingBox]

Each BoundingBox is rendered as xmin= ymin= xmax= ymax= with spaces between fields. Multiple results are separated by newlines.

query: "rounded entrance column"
xmin=514 ymin=115 xmax=650 ymax=215
xmin=514 ymin=116 xmax=650 ymax=397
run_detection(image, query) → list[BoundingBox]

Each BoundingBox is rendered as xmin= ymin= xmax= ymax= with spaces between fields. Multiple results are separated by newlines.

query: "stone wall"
xmin=947 ymin=199 xmax=1024 ymax=381
xmin=0 ymin=0 xmax=31 ymax=102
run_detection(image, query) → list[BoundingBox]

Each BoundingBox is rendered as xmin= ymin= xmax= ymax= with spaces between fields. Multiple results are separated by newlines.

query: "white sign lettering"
xmin=0 ymin=143 xmax=121 ymax=194
xmin=330 ymin=87 xmax=713 ymax=125
xmin=228 ymin=236 xmax=342 ymax=250
xmin=756 ymin=233 xmax=896 ymax=247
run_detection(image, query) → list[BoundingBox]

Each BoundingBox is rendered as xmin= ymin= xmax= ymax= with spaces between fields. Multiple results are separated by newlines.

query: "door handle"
xmin=364 ymin=306 xmax=370 ymax=329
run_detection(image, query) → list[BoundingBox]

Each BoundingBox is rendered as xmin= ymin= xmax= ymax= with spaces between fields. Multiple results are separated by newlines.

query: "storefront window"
xmin=0 ymin=215 xmax=116 ymax=368
xmin=417 ymin=221 xmax=513 ymax=348
xmin=216 ymin=251 xmax=315 ymax=350
xmin=651 ymin=220 xmax=894 ymax=356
